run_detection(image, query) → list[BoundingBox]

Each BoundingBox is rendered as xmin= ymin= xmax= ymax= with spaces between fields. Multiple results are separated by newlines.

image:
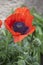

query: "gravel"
xmin=0 ymin=0 xmax=43 ymax=20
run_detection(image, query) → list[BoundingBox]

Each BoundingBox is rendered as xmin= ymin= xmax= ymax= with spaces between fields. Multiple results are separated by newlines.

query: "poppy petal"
xmin=14 ymin=7 xmax=34 ymax=27
xmin=25 ymin=14 xmax=34 ymax=27
xmin=14 ymin=7 xmax=30 ymax=15
xmin=13 ymin=26 xmax=35 ymax=43
xmin=5 ymin=23 xmax=20 ymax=36
xmin=5 ymin=14 xmax=20 ymax=36
xmin=0 ymin=20 xmax=2 ymax=28
xmin=5 ymin=14 xmax=15 ymax=26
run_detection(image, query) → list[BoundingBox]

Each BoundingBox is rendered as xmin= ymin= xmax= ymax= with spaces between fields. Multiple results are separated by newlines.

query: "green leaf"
xmin=33 ymin=62 xmax=39 ymax=65
xmin=18 ymin=60 xmax=25 ymax=65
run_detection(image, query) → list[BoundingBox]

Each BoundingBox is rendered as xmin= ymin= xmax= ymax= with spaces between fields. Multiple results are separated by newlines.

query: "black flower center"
xmin=13 ymin=22 xmax=29 ymax=34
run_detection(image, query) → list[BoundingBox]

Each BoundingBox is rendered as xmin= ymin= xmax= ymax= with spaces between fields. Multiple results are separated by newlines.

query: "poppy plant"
xmin=5 ymin=7 xmax=35 ymax=43
xmin=0 ymin=20 xmax=2 ymax=28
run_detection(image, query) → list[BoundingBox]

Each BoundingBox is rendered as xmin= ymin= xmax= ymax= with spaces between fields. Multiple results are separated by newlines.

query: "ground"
xmin=0 ymin=0 xmax=43 ymax=20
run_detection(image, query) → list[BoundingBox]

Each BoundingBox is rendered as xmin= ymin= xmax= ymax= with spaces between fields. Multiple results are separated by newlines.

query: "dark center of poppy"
xmin=13 ymin=22 xmax=29 ymax=34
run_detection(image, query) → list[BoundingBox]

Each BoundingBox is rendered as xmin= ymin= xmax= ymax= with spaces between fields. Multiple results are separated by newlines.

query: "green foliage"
xmin=0 ymin=8 xmax=43 ymax=65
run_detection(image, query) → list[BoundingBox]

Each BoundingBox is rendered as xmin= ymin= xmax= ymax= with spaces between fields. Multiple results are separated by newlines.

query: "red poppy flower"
xmin=0 ymin=20 xmax=2 ymax=28
xmin=5 ymin=7 xmax=35 ymax=43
